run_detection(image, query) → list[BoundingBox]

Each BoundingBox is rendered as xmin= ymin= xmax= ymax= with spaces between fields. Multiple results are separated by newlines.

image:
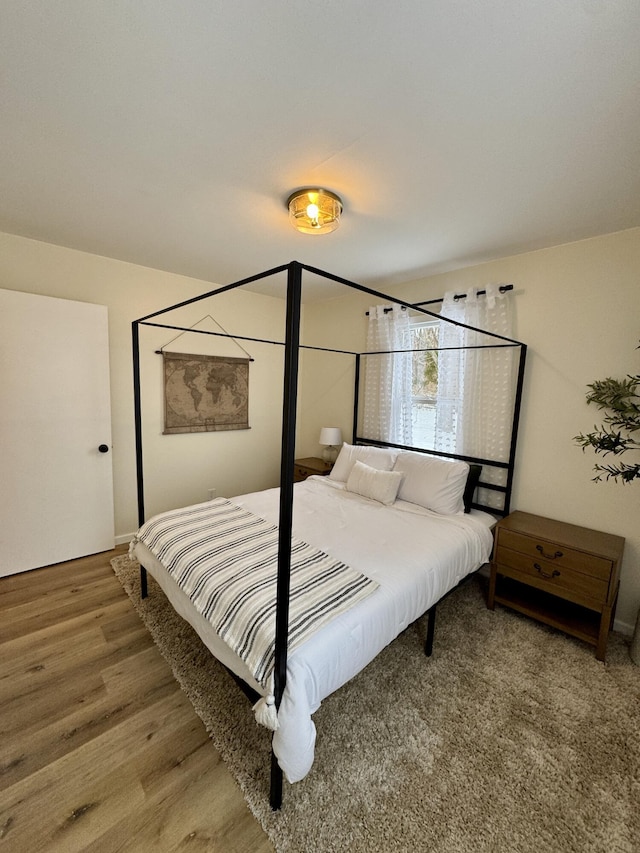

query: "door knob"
xmin=98 ymin=444 xmax=110 ymax=453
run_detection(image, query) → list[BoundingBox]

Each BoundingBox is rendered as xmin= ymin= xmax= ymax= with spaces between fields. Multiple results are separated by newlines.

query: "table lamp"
xmin=319 ymin=427 xmax=342 ymax=463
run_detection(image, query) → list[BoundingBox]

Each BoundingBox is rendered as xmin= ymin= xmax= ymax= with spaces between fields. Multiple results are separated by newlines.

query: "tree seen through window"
xmin=408 ymin=319 xmax=439 ymax=448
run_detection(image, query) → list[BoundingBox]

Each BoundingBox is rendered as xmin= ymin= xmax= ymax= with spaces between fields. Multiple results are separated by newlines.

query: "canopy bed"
xmin=130 ymin=261 xmax=527 ymax=809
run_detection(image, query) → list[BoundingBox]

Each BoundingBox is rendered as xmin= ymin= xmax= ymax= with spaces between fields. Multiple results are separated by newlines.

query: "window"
xmin=408 ymin=318 xmax=439 ymax=449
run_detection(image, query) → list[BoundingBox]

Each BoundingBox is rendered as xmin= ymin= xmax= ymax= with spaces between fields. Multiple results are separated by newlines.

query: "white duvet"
xmin=132 ymin=475 xmax=494 ymax=783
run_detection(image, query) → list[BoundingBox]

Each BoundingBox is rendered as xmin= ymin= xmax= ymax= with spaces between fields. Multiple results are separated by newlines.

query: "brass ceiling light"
xmin=286 ymin=188 xmax=342 ymax=235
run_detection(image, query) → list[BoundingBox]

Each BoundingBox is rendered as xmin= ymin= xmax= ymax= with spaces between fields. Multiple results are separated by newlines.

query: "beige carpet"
xmin=111 ymin=555 xmax=640 ymax=853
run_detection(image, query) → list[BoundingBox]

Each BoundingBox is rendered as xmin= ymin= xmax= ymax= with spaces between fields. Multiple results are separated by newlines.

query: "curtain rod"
xmin=366 ymin=284 xmax=514 ymax=314
xmin=413 ymin=284 xmax=513 ymax=308
xmin=365 ymin=305 xmax=408 ymax=316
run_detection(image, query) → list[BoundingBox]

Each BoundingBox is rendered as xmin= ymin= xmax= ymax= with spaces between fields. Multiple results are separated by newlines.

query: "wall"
xmin=0 ymin=232 xmax=288 ymax=541
xmin=299 ymin=228 xmax=640 ymax=631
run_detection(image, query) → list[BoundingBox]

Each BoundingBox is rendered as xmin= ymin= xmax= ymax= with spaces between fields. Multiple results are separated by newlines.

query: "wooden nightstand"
xmin=487 ymin=511 xmax=625 ymax=661
xmin=293 ymin=457 xmax=333 ymax=483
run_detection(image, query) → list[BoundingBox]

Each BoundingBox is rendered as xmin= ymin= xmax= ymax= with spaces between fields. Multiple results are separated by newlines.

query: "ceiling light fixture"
xmin=286 ymin=188 xmax=342 ymax=235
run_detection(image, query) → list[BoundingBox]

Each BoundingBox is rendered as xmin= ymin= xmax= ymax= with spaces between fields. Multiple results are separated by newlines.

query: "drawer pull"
xmin=536 ymin=545 xmax=563 ymax=560
xmin=534 ymin=562 xmax=560 ymax=580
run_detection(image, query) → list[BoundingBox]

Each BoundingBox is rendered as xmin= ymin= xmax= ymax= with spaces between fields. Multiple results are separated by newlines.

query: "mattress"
xmin=132 ymin=475 xmax=494 ymax=782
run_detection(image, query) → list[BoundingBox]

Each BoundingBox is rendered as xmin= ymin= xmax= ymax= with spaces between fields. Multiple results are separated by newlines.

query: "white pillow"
xmin=329 ymin=442 xmax=398 ymax=482
xmin=393 ymin=451 xmax=469 ymax=515
xmin=346 ymin=460 xmax=403 ymax=506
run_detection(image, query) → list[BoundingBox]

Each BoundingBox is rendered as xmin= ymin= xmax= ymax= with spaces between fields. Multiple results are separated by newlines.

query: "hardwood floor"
xmin=0 ymin=547 xmax=275 ymax=853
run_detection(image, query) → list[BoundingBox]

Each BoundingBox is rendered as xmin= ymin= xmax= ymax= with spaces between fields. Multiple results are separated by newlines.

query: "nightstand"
xmin=487 ymin=511 xmax=625 ymax=661
xmin=293 ymin=457 xmax=333 ymax=482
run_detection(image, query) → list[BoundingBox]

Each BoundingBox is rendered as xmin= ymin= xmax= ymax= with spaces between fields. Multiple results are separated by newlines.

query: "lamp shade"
xmin=319 ymin=427 xmax=342 ymax=446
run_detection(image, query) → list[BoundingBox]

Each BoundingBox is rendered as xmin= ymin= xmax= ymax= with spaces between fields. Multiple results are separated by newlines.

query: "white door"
xmin=0 ymin=289 xmax=115 ymax=576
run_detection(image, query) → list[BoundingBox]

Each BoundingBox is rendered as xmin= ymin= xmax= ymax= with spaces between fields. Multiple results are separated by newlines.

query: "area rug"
xmin=111 ymin=555 xmax=640 ymax=853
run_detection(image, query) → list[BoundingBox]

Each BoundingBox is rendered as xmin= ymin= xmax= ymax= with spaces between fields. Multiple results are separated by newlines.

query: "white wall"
xmin=299 ymin=228 xmax=640 ymax=631
xmin=0 ymin=232 xmax=288 ymax=541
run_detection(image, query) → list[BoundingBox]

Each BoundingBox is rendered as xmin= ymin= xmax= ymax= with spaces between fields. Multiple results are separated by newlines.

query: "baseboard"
xmin=115 ymin=533 xmax=135 ymax=546
xmin=614 ymin=617 xmax=635 ymax=637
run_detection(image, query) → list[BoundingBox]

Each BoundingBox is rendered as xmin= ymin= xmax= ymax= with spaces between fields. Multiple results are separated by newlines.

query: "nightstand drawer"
xmin=495 ymin=545 xmax=609 ymax=605
xmin=497 ymin=528 xmax=612 ymax=581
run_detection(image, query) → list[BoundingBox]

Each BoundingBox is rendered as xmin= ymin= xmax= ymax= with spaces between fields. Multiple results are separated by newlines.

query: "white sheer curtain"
xmin=435 ymin=284 xmax=517 ymax=469
xmin=361 ymin=305 xmax=413 ymax=445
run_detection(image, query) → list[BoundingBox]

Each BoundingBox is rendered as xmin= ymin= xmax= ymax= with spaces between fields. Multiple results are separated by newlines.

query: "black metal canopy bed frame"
xmin=131 ymin=261 xmax=527 ymax=809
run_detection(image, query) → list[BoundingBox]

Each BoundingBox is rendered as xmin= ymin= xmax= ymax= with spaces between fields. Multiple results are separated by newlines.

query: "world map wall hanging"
xmin=162 ymin=351 xmax=250 ymax=434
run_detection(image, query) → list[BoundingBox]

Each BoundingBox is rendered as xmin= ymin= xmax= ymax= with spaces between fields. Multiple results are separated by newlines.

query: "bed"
xmin=131 ymin=261 xmax=527 ymax=808
xmin=130 ymin=445 xmax=495 ymax=786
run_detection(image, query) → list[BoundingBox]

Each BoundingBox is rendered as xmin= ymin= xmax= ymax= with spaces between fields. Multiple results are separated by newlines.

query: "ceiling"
xmin=2 ymin=1 xmax=639 ymax=302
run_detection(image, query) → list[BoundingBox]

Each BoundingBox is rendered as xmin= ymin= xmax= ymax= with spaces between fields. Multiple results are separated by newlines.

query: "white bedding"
xmin=132 ymin=475 xmax=494 ymax=783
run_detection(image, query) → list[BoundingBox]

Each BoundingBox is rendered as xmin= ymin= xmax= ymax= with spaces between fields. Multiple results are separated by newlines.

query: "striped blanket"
xmin=132 ymin=498 xmax=379 ymax=690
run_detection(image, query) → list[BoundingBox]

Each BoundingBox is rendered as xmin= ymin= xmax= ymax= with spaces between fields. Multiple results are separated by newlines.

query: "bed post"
xmin=503 ymin=343 xmax=527 ymax=515
xmin=352 ymin=353 xmax=360 ymax=444
xmin=425 ymin=606 xmax=436 ymax=656
xmin=271 ymin=261 xmax=303 ymax=810
xmin=132 ymin=320 xmax=145 ymax=527
xmin=132 ymin=319 xmax=149 ymax=598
